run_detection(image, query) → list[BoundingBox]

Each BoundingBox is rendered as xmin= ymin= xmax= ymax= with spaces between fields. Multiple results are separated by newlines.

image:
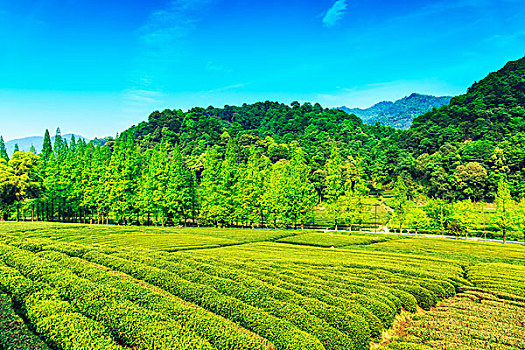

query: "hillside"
xmin=403 ymin=56 xmax=525 ymax=155
xmin=391 ymin=55 xmax=525 ymax=199
xmin=339 ymin=93 xmax=452 ymax=129
xmin=5 ymin=134 xmax=86 ymax=156
xmin=127 ymin=101 xmax=398 ymax=162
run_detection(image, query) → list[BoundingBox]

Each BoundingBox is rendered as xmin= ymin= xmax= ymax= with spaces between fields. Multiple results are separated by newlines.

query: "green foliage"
xmin=1 ymin=222 xmax=525 ymax=349
xmin=0 ymin=293 xmax=50 ymax=350
xmin=0 ymin=136 xmax=8 ymax=162
xmin=388 ymin=288 xmax=525 ymax=349
xmin=0 ymin=258 xmax=124 ymax=350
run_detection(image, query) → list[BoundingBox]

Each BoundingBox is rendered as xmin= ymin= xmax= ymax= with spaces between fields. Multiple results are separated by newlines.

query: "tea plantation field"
xmin=0 ymin=222 xmax=523 ymax=350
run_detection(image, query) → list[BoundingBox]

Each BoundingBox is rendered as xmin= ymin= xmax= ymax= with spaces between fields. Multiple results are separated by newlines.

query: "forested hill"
xmin=392 ymin=55 xmax=525 ymax=200
xmin=339 ymin=93 xmax=452 ymax=129
xmin=127 ymin=101 xmax=398 ymax=163
xmin=403 ymin=56 xmax=525 ymax=156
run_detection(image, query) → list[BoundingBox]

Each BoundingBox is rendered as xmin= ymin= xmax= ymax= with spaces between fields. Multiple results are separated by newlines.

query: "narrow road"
xmin=313 ymin=228 xmax=525 ymax=245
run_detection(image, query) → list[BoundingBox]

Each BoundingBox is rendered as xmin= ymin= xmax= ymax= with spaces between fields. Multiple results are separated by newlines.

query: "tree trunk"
xmin=503 ymin=201 xmax=507 ymax=244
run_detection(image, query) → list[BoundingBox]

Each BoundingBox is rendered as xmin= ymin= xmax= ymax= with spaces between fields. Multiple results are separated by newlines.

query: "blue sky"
xmin=0 ymin=0 xmax=524 ymax=141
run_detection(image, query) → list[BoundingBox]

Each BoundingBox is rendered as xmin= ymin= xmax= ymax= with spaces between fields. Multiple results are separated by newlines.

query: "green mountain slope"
xmin=127 ymin=101 xmax=398 ymax=161
xmin=403 ymin=56 xmax=525 ymax=156
xmin=339 ymin=93 xmax=451 ymax=129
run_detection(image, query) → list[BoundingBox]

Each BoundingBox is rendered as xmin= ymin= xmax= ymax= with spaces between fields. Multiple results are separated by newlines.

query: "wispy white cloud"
xmin=205 ymin=83 xmax=247 ymax=94
xmin=124 ymin=0 xmax=213 ymax=114
xmin=137 ymin=0 xmax=211 ymax=47
xmin=322 ymin=0 xmax=348 ymax=28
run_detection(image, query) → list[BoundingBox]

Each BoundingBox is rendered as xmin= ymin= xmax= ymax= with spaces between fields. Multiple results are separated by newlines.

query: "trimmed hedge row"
xmin=280 ymin=265 xmax=421 ymax=313
xmin=0 ymin=293 xmax=50 ymax=350
xmin=112 ymin=251 xmax=369 ymax=350
xmin=0 ymin=244 xmax=214 ymax=350
xmin=200 ymin=258 xmax=396 ymax=329
xmin=203 ymin=259 xmax=385 ymax=338
xmin=37 ymin=250 xmax=266 ymax=350
xmin=0 ymin=263 xmax=124 ymax=350
xmin=379 ymin=342 xmax=432 ymax=350
xmin=77 ymin=249 xmax=325 ymax=350
xmin=176 ymin=256 xmax=371 ymax=343
xmin=467 ymin=263 xmax=525 ymax=297
xmin=7 ymin=238 xmax=326 ymax=350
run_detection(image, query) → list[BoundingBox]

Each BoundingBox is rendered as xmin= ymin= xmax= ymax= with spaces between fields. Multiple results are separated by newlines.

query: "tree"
xmin=0 ymin=158 xmax=16 ymax=220
xmin=236 ymin=146 xmax=266 ymax=227
xmin=54 ymin=128 xmax=65 ymax=155
xmin=391 ymin=175 xmax=408 ymax=233
xmin=324 ymin=144 xmax=345 ymax=229
xmin=515 ymin=198 xmax=525 ymax=244
xmin=451 ymin=200 xmax=476 ymax=239
xmin=13 ymin=144 xmax=19 ymax=153
xmin=344 ymin=157 xmax=369 ymax=232
xmin=107 ymin=133 xmax=141 ymax=224
xmin=41 ymin=129 xmax=53 ymax=162
xmin=0 ymin=137 xmax=8 ymax=161
xmin=287 ymin=143 xmax=316 ymax=228
xmin=8 ymin=152 xmax=42 ymax=221
xmin=495 ymin=176 xmax=513 ymax=243
xmin=199 ymin=148 xmax=223 ymax=226
xmin=264 ymin=159 xmax=289 ymax=228
xmin=405 ymin=200 xmax=430 ymax=235
xmin=165 ymin=144 xmax=193 ymax=225
xmin=453 ymin=162 xmax=488 ymax=200
xmin=216 ymin=138 xmax=238 ymax=225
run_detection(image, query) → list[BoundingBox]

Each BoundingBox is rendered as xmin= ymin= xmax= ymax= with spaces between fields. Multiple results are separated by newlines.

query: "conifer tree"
xmin=41 ymin=129 xmax=53 ymax=162
xmin=166 ymin=143 xmax=192 ymax=225
xmin=236 ymin=146 xmax=266 ymax=227
xmin=264 ymin=159 xmax=289 ymax=227
xmin=287 ymin=143 xmax=316 ymax=228
xmin=13 ymin=144 xmax=19 ymax=153
xmin=199 ymin=147 xmax=222 ymax=226
xmin=344 ymin=158 xmax=369 ymax=232
xmin=0 ymin=137 xmax=8 ymax=161
xmin=324 ymin=143 xmax=345 ymax=229
xmin=392 ymin=174 xmax=408 ymax=233
xmin=54 ymin=128 xmax=65 ymax=155
xmin=217 ymin=138 xmax=238 ymax=225
xmin=495 ymin=176 xmax=513 ymax=243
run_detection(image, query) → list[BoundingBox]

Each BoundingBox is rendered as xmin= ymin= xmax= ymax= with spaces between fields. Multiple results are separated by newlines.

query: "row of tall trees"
xmin=0 ymin=129 xmax=370 ymax=228
xmin=1 ymin=125 xmax=522 ymax=241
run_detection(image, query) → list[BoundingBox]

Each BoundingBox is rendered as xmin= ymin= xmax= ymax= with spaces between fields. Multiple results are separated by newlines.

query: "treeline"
xmin=386 ymin=174 xmax=524 ymax=243
xmin=125 ymin=97 xmax=525 ymax=202
xmin=125 ymin=57 xmax=525 ymax=200
xmin=1 ymin=127 xmax=523 ymax=242
xmin=0 ymin=128 xmax=371 ymax=228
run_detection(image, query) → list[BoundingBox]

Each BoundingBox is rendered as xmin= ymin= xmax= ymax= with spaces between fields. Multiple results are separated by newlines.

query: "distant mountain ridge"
xmin=5 ymin=134 xmax=86 ymax=156
xmin=339 ymin=93 xmax=452 ymax=129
